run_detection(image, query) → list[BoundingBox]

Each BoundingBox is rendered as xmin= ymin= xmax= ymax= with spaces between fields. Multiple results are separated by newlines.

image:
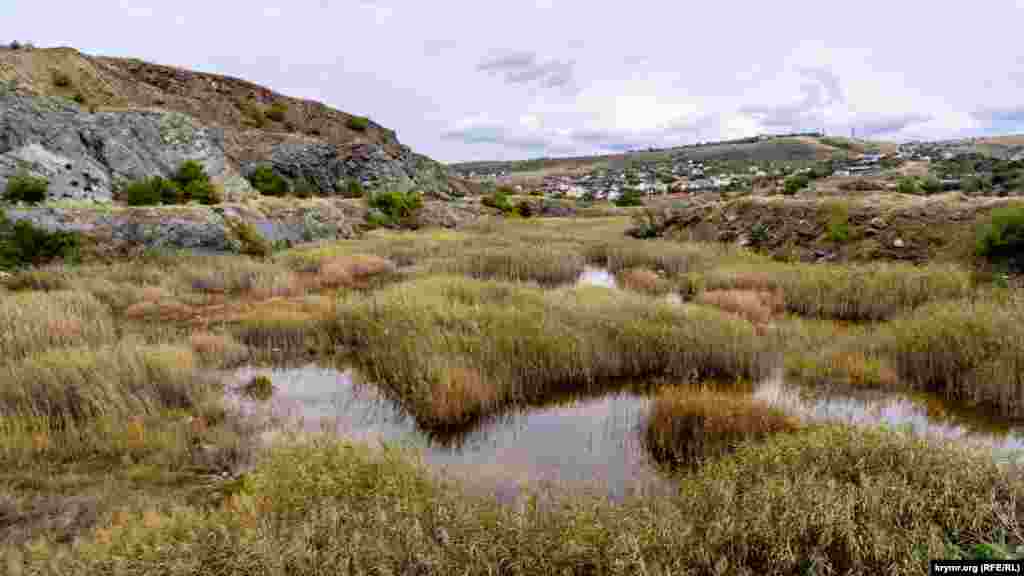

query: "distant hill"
xmin=449 ymin=135 xmax=896 ymax=181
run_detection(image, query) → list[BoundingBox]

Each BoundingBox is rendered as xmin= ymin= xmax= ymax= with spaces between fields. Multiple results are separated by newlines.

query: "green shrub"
xmin=174 ymin=160 xmax=209 ymax=188
xmin=183 ymin=179 xmax=221 ymax=205
xmin=614 ymin=189 xmax=644 ymax=207
xmin=240 ymin=100 xmax=265 ymax=128
xmin=123 ymin=177 xmax=165 ymax=206
xmin=367 ymin=190 xmax=423 ymax=225
xmin=292 ymin=176 xmax=315 ymax=199
xmin=3 ymin=171 xmax=49 ymax=204
xmin=71 ymin=93 xmax=86 ymax=105
xmin=920 ymin=175 xmax=943 ymax=195
xmin=897 ymin=176 xmax=920 ymax=194
xmin=0 ymin=212 xmax=82 ymax=268
xmin=482 ymin=189 xmax=514 ymax=213
xmin=339 ymin=179 xmax=365 ymax=199
xmin=976 ymin=206 xmax=1024 ymax=270
xmin=825 ymin=203 xmax=851 ymax=243
xmin=782 ymin=174 xmax=809 ymax=195
xmin=266 ymin=101 xmax=288 ymax=122
xmin=346 ymin=116 xmax=370 ymax=131
xmin=249 ymin=165 xmax=288 ymax=197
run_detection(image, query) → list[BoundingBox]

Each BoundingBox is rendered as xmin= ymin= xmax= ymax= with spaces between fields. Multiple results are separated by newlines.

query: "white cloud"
xmin=5 ymin=0 xmax=1024 ymax=162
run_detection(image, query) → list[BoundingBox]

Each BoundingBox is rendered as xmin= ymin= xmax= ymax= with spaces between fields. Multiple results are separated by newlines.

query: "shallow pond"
xmin=577 ymin=266 xmax=683 ymax=305
xmin=231 ymin=365 xmax=671 ymax=502
xmin=231 ymin=364 xmax=1024 ymax=503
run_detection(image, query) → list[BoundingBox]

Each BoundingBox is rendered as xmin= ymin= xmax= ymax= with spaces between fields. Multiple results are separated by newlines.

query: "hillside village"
xmin=453 ymin=135 xmax=1024 ymax=200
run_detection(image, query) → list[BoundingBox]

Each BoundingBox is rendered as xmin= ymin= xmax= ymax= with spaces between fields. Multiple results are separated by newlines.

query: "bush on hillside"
xmin=346 ymin=116 xmax=370 ymax=131
xmin=240 ymin=100 xmax=266 ymax=128
xmin=4 ymin=171 xmax=49 ymax=204
xmin=897 ymin=176 xmax=920 ymax=195
xmin=920 ymin=175 xmax=943 ymax=195
xmin=782 ymin=174 xmax=809 ymax=195
xmin=0 ymin=211 xmax=82 ymax=269
xmin=976 ymin=206 xmax=1024 ymax=271
xmin=249 ymin=165 xmax=289 ymax=197
xmin=366 ymin=189 xmax=423 ymax=227
xmin=292 ymin=176 xmax=315 ymax=199
xmin=516 ymin=200 xmax=534 ymax=218
xmin=266 ymin=101 xmax=289 ymax=122
xmin=123 ymin=161 xmax=219 ymax=206
xmin=482 ymin=189 xmax=515 ymax=213
xmin=614 ymin=189 xmax=645 ymax=207
xmin=339 ymin=179 xmax=365 ymax=199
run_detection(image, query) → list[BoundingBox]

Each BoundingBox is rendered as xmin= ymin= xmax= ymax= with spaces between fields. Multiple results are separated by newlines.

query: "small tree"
xmin=346 ymin=116 xmax=370 ymax=131
xmin=976 ymin=206 xmax=1024 ymax=271
xmin=266 ymin=101 xmax=288 ymax=122
xmin=920 ymin=176 xmax=942 ymax=195
xmin=339 ymin=179 xmax=365 ymax=199
xmin=123 ymin=178 xmax=164 ymax=206
xmin=782 ymin=174 xmax=809 ymax=195
xmin=896 ymin=176 xmax=920 ymax=195
xmin=249 ymin=165 xmax=288 ymax=196
xmin=4 ymin=171 xmax=49 ymax=204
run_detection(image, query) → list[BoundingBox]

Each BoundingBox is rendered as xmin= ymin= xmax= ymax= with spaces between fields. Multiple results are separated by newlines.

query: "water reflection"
xmin=230 ymin=365 xmax=672 ymax=502
xmin=576 ymin=266 xmax=683 ymax=305
xmin=230 ymin=363 xmax=1024 ymax=504
xmin=755 ymin=371 xmax=1024 ymax=458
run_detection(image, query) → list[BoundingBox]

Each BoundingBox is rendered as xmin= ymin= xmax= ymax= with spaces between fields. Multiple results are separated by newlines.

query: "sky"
xmin=4 ymin=0 xmax=1024 ymax=163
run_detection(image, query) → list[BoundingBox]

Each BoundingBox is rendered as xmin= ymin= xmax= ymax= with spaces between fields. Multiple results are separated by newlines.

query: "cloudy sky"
xmin=5 ymin=1 xmax=1024 ymax=162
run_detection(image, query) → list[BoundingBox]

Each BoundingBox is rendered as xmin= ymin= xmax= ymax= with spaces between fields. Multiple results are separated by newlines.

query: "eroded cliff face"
xmin=0 ymin=46 xmax=463 ymax=202
xmin=0 ymin=46 xmax=484 ymax=255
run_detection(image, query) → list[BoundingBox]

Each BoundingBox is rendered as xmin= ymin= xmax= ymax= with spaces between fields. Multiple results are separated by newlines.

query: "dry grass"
xmin=644 ymin=387 xmax=801 ymax=467
xmin=867 ymin=299 xmax=1024 ymax=414
xmin=437 ymin=245 xmax=585 ymax=286
xmin=614 ymin=267 xmax=673 ymax=295
xmin=14 ymin=429 xmax=1024 ymax=574
xmin=0 ymin=291 xmax=117 ymax=361
xmin=188 ymin=331 xmax=250 ymax=367
xmin=308 ymin=254 xmax=396 ymax=290
xmin=0 ymin=342 xmax=218 ymax=428
xmin=696 ymin=289 xmax=784 ymax=324
xmin=700 ymin=261 xmax=971 ymax=321
xmin=586 ymin=238 xmax=763 ymax=276
xmin=333 ymin=276 xmax=772 ymax=427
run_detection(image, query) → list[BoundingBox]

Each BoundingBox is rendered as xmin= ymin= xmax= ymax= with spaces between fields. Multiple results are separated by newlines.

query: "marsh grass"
xmin=437 ymin=245 xmax=585 ymax=286
xmin=334 ymin=276 xmax=772 ymax=427
xmin=696 ymin=289 xmax=784 ymax=324
xmin=700 ymin=261 xmax=971 ymax=321
xmin=644 ymin=387 xmax=801 ymax=468
xmin=0 ymin=291 xmax=117 ymax=361
xmin=0 ymin=343 xmax=219 ymax=428
xmin=614 ymin=267 xmax=673 ymax=295
xmin=15 ymin=431 xmax=1024 ymax=575
xmin=866 ymin=299 xmax=1024 ymax=413
xmin=586 ymin=238 xmax=763 ymax=276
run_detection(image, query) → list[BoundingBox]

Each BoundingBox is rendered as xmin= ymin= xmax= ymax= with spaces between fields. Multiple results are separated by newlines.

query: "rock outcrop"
xmin=0 ymin=87 xmax=246 ymax=202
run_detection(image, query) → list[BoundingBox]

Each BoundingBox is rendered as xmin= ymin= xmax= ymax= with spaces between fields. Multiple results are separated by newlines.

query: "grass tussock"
xmin=700 ymin=261 xmax=972 ymax=321
xmin=334 ymin=276 xmax=772 ymax=427
xmin=437 ymin=245 xmax=585 ymax=286
xmin=586 ymin=238 xmax=763 ymax=276
xmin=696 ymin=289 xmax=784 ymax=324
xmin=0 ymin=343 xmax=218 ymax=428
xmin=188 ymin=331 xmax=250 ymax=368
xmin=232 ymin=308 xmax=331 ymax=353
xmin=644 ymin=387 xmax=801 ymax=468
xmin=0 ymin=291 xmax=116 ymax=361
xmin=300 ymin=253 xmax=397 ymax=290
xmin=15 ymin=431 xmax=1024 ymax=574
xmin=3 ymin=267 xmax=71 ymax=292
xmin=867 ymin=299 xmax=1024 ymax=413
xmin=614 ymin=267 xmax=673 ymax=295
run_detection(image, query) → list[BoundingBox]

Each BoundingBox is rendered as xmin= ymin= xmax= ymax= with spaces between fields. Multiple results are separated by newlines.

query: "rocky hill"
xmin=0 ymin=45 xmax=470 ymax=202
